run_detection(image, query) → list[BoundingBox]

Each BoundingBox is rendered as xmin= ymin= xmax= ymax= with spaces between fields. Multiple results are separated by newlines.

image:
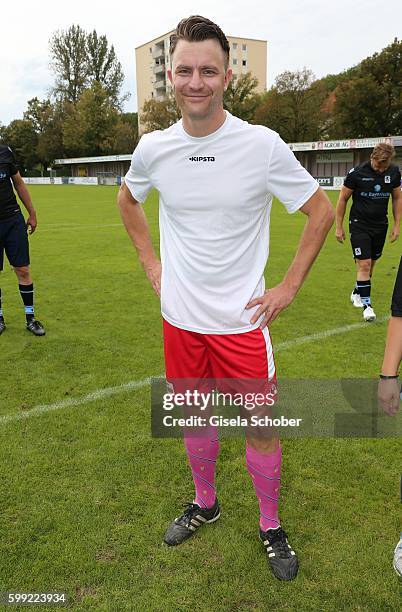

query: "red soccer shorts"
xmin=163 ymin=319 xmax=276 ymax=392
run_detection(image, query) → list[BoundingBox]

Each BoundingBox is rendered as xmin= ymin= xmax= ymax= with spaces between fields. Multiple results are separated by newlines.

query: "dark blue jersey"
xmin=344 ymin=161 xmax=401 ymax=227
xmin=0 ymin=145 xmax=21 ymax=221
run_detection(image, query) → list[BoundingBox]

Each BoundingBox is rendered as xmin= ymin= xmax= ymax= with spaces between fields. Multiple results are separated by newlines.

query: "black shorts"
xmin=0 ymin=212 xmax=30 ymax=271
xmin=349 ymin=219 xmax=387 ymax=261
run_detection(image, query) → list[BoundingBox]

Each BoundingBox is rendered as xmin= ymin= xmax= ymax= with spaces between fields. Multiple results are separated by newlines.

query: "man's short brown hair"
xmin=170 ymin=15 xmax=230 ymax=69
xmin=371 ymin=143 xmax=395 ymax=161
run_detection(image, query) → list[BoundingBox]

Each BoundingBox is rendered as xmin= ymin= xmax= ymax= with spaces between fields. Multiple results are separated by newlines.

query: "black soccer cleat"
xmin=0 ymin=318 xmax=5 ymax=335
xmin=164 ymin=499 xmax=220 ymax=546
xmin=26 ymin=319 xmax=46 ymax=336
xmin=260 ymin=526 xmax=299 ymax=581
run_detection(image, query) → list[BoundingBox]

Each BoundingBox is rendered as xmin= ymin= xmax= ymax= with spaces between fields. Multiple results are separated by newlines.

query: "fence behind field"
xmin=22 ymin=176 xmax=344 ymax=189
xmin=22 ymin=176 xmax=123 ymax=186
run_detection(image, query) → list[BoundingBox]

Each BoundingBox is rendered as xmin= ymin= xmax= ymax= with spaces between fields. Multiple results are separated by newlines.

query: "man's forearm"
xmin=282 ymin=200 xmax=334 ymax=294
xmin=335 ymin=198 xmax=347 ymax=229
xmin=117 ymin=187 xmax=158 ymax=265
xmin=15 ymin=183 xmax=35 ymax=215
xmin=381 ymin=317 xmax=402 ymax=375
xmin=392 ymin=193 xmax=402 ymax=226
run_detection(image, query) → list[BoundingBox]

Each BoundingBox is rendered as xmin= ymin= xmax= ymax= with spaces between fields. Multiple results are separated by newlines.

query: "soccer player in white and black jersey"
xmin=0 ymin=145 xmax=45 ymax=335
xmin=335 ymin=143 xmax=402 ymax=322
xmin=118 ymin=16 xmax=334 ymax=581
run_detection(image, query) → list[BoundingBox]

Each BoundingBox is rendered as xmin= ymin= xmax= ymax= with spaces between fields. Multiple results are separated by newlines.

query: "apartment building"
xmin=135 ymin=30 xmax=267 ymax=133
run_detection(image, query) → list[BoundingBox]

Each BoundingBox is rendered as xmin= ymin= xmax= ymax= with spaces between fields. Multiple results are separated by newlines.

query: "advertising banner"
xmin=314 ymin=177 xmax=344 ymax=190
xmin=315 ymin=177 xmax=334 ymax=187
xmin=67 ymin=177 xmax=98 ymax=185
xmin=23 ymin=177 xmax=63 ymax=185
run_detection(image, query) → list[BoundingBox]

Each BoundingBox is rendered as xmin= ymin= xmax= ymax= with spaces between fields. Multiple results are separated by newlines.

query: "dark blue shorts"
xmin=349 ymin=219 xmax=387 ymax=261
xmin=0 ymin=212 xmax=30 ymax=271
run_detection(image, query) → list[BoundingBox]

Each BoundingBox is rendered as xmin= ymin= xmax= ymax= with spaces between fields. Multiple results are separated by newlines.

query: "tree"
xmin=315 ymin=64 xmax=360 ymax=95
xmin=62 ymin=82 xmax=119 ymax=156
xmin=254 ymin=88 xmax=288 ymax=137
xmin=223 ymin=72 xmax=260 ymax=122
xmin=330 ymin=38 xmax=402 ymax=137
xmin=23 ymin=97 xmax=67 ymax=169
xmin=275 ymin=68 xmax=324 ymax=141
xmin=254 ymin=69 xmax=327 ymax=141
xmin=111 ymin=113 xmax=138 ymax=153
xmin=1 ymin=119 xmax=39 ymax=171
xmin=37 ymin=102 xmax=70 ymax=167
xmin=120 ymin=112 xmax=138 ymax=129
xmin=329 ymin=76 xmax=388 ymax=138
xmin=86 ymin=30 xmax=127 ymax=108
xmin=140 ymin=94 xmax=181 ymax=132
xmin=49 ymin=24 xmax=88 ymax=103
xmin=24 ymin=97 xmax=54 ymax=134
xmin=49 ymin=25 xmax=127 ymax=109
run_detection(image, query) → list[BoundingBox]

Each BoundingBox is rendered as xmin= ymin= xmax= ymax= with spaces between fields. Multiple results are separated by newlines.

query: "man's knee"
xmin=14 ymin=266 xmax=31 ymax=282
xmin=357 ymin=258 xmax=371 ymax=275
xmin=246 ymin=435 xmax=280 ymax=454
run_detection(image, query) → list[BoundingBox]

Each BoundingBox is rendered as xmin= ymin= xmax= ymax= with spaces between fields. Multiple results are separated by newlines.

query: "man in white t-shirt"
xmin=377 ymin=256 xmax=402 ymax=577
xmin=118 ymin=15 xmax=334 ymax=581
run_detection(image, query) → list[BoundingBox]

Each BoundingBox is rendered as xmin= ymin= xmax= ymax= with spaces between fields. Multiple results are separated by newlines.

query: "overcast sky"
xmin=1 ymin=0 xmax=401 ymax=125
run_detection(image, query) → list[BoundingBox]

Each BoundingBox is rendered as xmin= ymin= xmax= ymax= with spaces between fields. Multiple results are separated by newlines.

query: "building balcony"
xmin=152 ymin=45 xmax=164 ymax=60
xmin=153 ymin=63 xmax=165 ymax=75
xmin=154 ymin=77 xmax=166 ymax=90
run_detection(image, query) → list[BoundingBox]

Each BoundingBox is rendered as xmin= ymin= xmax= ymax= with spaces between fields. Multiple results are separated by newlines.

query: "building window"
xmin=233 ymin=42 xmax=237 ymax=50
xmin=242 ymin=43 xmax=247 ymax=51
xmin=149 ymin=47 xmax=152 ymax=53
xmin=242 ymin=59 xmax=247 ymax=66
xmin=233 ymin=58 xmax=237 ymax=65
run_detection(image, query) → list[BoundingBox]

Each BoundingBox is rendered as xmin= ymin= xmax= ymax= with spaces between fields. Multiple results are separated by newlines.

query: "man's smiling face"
xmin=168 ymin=38 xmax=232 ymax=122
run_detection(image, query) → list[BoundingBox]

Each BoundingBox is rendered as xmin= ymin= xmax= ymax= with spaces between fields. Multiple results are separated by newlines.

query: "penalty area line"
xmin=0 ymin=316 xmax=388 ymax=426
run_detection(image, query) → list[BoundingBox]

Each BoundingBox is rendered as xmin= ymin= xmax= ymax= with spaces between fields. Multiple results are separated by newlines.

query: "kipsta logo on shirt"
xmin=189 ymin=156 xmax=215 ymax=162
xmin=385 ymin=175 xmax=391 ymax=183
xmin=374 ymin=184 xmax=381 ymax=192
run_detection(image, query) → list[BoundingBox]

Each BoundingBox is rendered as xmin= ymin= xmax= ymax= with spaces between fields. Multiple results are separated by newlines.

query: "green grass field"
xmin=0 ymin=186 xmax=401 ymax=611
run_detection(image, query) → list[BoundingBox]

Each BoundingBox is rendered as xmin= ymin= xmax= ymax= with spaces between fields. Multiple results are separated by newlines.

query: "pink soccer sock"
xmin=184 ymin=425 xmax=219 ymax=509
xmin=246 ymin=443 xmax=281 ymax=531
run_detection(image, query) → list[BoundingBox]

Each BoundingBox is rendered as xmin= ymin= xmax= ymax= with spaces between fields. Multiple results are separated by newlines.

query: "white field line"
xmin=0 ymin=316 xmax=388 ymax=426
xmin=275 ymin=315 xmax=388 ymax=351
xmin=0 ymin=378 xmax=155 ymax=425
xmin=40 ymin=223 xmax=123 ymax=232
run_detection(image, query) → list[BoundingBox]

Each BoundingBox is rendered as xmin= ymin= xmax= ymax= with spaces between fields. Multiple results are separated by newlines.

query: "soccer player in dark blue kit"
xmin=0 ymin=145 xmax=45 ymax=335
xmin=335 ymin=143 xmax=402 ymax=322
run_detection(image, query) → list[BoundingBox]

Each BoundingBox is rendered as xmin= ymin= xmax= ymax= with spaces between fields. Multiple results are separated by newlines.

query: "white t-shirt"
xmin=125 ymin=111 xmax=319 ymax=335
